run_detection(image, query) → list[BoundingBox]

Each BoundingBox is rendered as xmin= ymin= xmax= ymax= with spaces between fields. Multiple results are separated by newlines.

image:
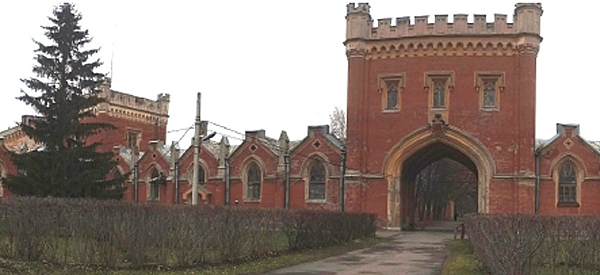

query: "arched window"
xmin=386 ymin=82 xmax=398 ymax=110
xmin=198 ymin=166 xmax=205 ymax=186
xmin=482 ymin=79 xmax=496 ymax=108
xmin=309 ymin=161 xmax=326 ymax=200
xmin=247 ymin=163 xmax=261 ymax=200
xmin=558 ymin=162 xmax=577 ymax=203
xmin=433 ymin=80 xmax=446 ymax=108
xmin=150 ymin=169 xmax=160 ymax=200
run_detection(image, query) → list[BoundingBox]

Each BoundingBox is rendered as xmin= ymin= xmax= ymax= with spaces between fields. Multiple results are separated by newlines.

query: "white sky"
xmin=0 ymin=1 xmax=597 ymax=149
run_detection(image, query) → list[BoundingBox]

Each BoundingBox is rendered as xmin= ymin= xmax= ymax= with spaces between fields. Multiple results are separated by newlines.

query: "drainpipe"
xmin=340 ymin=148 xmax=346 ymax=212
xmin=225 ymin=158 xmax=230 ymax=206
xmin=133 ymin=163 xmax=139 ymax=203
xmin=535 ymin=148 xmax=541 ymax=214
xmin=284 ymin=153 xmax=290 ymax=209
xmin=174 ymin=160 xmax=179 ymax=204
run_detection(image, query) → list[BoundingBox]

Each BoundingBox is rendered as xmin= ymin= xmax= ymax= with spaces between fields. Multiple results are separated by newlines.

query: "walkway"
xmin=267 ymin=227 xmax=455 ymax=275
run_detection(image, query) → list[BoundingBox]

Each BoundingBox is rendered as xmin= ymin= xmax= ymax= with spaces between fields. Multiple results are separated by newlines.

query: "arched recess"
xmin=300 ymin=153 xmax=332 ymax=202
xmin=382 ymin=125 xmax=495 ymax=228
xmin=549 ymin=153 xmax=587 ymax=206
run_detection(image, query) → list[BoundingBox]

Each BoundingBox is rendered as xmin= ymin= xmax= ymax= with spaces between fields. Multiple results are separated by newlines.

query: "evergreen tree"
xmin=4 ymin=3 xmax=125 ymax=199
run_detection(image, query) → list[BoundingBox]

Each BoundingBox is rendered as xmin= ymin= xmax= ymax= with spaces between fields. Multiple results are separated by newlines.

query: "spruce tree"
xmin=4 ymin=3 xmax=125 ymax=199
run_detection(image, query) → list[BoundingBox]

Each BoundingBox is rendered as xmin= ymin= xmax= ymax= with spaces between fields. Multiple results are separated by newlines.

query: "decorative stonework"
xmin=365 ymin=39 xmax=518 ymax=60
xmin=96 ymin=80 xmax=170 ymax=126
xmin=429 ymin=114 xmax=447 ymax=137
xmin=564 ymin=138 xmax=574 ymax=150
xmin=345 ymin=3 xmax=542 ymax=61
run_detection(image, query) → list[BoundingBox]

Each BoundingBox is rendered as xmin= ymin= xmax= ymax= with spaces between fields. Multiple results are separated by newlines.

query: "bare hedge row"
xmin=0 ymin=197 xmax=376 ymax=268
xmin=466 ymin=214 xmax=600 ymax=275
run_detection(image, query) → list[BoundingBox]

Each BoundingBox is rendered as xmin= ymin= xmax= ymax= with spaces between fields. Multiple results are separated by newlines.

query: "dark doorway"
xmin=400 ymin=143 xmax=478 ymax=228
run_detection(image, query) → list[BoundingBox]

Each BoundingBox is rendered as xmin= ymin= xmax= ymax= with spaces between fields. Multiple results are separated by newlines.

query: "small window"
xmin=149 ymin=169 xmax=160 ymax=200
xmin=379 ymin=74 xmax=404 ymax=112
xmin=198 ymin=166 xmax=205 ymax=186
xmin=558 ymin=162 xmax=576 ymax=203
xmin=386 ymin=82 xmax=398 ymax=109
xmin=127 ymin=130 xmax=139 ymax=149
xmin=425 ymin=73 xmax=453 ymax=110
xmin=433 ymin=80 xmax=446 ymax=108
xmin=482 ymin=79 xmax=496 ymax=107
xmin=309 ymin=161 xmax=326 ymax=200
xmin=476 ymin=72 xmax=503 ymax=110
xmin=247 ymin=163 xmax=261 ymax=200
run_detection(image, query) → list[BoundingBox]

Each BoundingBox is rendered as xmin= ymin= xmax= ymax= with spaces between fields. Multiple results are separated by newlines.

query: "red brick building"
xmin=2 ymin=3 xmax=600 ymax=228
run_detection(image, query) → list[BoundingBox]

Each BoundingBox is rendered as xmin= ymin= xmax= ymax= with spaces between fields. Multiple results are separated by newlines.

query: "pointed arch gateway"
xmin=383 ymin=123 xmax=495 ymax=228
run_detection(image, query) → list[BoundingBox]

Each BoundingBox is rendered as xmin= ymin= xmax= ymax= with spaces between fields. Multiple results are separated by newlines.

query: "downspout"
xmin=225 ymin=158 xmax=230 ymax=206
xmin=134 ymin=163 xmax=139 ymax=203
xmin=535 ymin=148 xmax=541 ymax=214
xmin=174 ymin=160 xmax=179 ymax=204
xmin=284 ymin=153 xmax=290 ymax=209
xmin=340 ymin=148 xmax=346 ymax=212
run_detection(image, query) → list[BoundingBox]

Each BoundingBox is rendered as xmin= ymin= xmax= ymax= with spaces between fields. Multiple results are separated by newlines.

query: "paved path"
xmin=267 ymin=230 xmax=453 ymax=275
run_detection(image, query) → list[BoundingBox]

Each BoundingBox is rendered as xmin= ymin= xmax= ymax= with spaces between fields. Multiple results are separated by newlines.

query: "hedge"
xmin=0 ymin=197 xmax=376 ymax=268
xmin=466 ymin=214 xmax=600 ymax=275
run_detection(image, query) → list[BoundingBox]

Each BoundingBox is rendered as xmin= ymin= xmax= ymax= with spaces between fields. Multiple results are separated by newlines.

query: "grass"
xmin=442 ymin=239 xmax=485 ymax=275
xmin=0 ymin=236 xmax=386 ymax=275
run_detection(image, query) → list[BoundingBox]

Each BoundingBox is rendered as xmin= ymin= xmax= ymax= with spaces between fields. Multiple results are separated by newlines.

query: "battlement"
xmin=347 ymin=3 xmax=370 ymax=14
xmin=346 ymin=3 xmax=542 ymax=40
xmin=96 ymin=79 xmax=170 ymax=126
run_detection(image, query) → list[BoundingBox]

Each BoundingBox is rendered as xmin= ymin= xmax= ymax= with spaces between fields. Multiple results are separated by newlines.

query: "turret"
xmin=345 ymin=3 xmax=371 ymax=58
xmin=346 ymin=3 xmax=371 ymax=40
xmin=514 ymin=3 xmax=542 ymax=35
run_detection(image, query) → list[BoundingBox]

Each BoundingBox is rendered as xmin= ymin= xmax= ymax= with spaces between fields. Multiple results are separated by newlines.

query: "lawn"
xmin=442 ymin=239 xmax=485 ymax=275
xmin=0 ymin=236 xmax=386 ymax=275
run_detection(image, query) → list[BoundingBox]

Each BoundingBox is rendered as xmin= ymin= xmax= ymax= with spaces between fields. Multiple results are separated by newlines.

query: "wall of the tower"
xmin=344 ymin=3 xmax=543 ymax=222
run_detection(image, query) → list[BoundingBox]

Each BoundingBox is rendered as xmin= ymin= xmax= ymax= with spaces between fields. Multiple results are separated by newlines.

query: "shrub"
xmin=0 ymin=197 xmax=376 ymax=269
xmin=466 ymin=214 xmax=600 ymax=275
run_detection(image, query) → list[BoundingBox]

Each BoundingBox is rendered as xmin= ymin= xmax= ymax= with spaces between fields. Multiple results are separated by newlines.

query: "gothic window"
xmin=308 ymin=161 xmax=326 ymax=200
xmin=476 ymin=72 xmax=503 ymax=110
xmin=149 ymin=169 xmax=159 ymax=200
xmin=558 ymin=162 xmax=577 ymax=203
xmin=386 ymin=82 xmax=398 ymax=110
xmin=433 ymin=80 xmax=446 ymax=108
xmin=483 ymin=79 xmax=496 ymax=107
xmin=426 ymin=73 xmax=452 ymax=110
xmin=380 ymin=74 xmax=404 ymax=112
xmin=198 ymin=166 xmax=205 ymax=186
xmin=127 ymin=130 xmax=140 ymax=149
xmin=247 ymin=163 xmax=261 ymax=200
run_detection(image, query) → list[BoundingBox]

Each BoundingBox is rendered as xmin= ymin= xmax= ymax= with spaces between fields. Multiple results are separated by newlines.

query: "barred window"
xmin=558 ymin=162 xmax=576 ymax=203
xmin=247 ymin=163 xmax=261 ymax=200
xmin=309 ymin=161 xmax=326 ymax=200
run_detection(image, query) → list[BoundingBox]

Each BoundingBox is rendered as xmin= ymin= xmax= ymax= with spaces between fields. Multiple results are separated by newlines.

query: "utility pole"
xmin=192 ymin=93 xmax=201 ymax=205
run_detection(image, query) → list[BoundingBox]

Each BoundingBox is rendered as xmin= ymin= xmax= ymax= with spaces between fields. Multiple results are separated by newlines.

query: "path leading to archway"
xmin=267 ymin=229 xmax=454 ymax=275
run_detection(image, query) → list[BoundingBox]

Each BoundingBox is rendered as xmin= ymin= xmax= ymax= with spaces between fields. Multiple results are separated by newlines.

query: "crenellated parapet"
xmin=96 ymin=79 xmax=170 ymax=126
xmin=345 ymin=3 xmax=542 ymax=59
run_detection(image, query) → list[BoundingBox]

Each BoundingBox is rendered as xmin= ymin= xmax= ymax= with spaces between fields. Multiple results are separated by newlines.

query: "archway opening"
xmin=400 ymin=143 xmax=478 ymax=227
